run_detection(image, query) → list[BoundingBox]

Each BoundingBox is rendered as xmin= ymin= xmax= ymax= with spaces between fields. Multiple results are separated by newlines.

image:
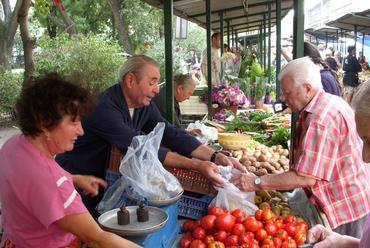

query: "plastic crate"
xmin=178 ymin=194 xmax=214 ymax=220
xmin=166 ymin=167 xmax=217 ymax=196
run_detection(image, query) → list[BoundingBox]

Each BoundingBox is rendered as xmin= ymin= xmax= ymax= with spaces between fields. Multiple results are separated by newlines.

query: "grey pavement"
xmin=0 ymin=126 xmax=20 ymax=148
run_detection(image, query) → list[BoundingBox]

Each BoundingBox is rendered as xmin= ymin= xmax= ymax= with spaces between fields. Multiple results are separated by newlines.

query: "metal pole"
xmin=227 ymin=20 xmax=230 ymax=50
xmin=206 ymin=0 xmax=212 ymax=119
xmin=276 ymin=0 xmax=282 ymax=98
xmin=259 ymin=24 xmax=263 ymax=65
xmin=268 ymin=3 xmax=271 ymax=85
xmin=354 ymin=25 xmax=357 ymax=51
xmin=164 ymin=0 xmax=174 ymax=123
xmin=336 ymin=29 xmax=339 ymax=51
xmin=263 ymin=14 xmax=266 ymax=69
xmin=362 ymin=32 xmax=365 ymax=56
xmin=325 ymin=32 xmax=328 ymax=48
xmin=220 ymin=12 xmax=224 ymax=80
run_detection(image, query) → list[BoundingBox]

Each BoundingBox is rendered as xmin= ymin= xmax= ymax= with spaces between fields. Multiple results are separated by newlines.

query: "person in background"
xmin=343 ymin=45 xmax=362 ymax=103
xmin=307 ymin=80 xmax=370 ymax=248
xmin=231 ymin=57 xmax=370 ymax=238
xmin=153 ymin=73 xmax=201 ymax=136
xmin=56 ymin=55 xmax=243 ymax=217
xmin=0 ymin=73 xmax=139 ymax=248
xmin=358 ymin=51 xmax=369 ymax=70
xmin=334 ymin=50 xmax=343 ymax=69
xmin=304 ymin=42 xmax=341 ymax=96
xmin=201 ymin=32 xmax=221 ymax=86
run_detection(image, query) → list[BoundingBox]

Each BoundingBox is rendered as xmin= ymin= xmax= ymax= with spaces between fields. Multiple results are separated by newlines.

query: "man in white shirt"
xmin=201 ymin=32 xmax=221 ymax=87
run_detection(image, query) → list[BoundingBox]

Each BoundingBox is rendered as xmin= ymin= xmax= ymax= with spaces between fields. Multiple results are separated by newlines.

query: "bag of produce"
xmin=210 ymin=166 xmax=258 ymax=215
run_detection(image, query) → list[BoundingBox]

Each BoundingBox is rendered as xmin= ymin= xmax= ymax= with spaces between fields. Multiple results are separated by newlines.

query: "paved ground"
xmin=0 ymin=126 xmax=20 ymax=148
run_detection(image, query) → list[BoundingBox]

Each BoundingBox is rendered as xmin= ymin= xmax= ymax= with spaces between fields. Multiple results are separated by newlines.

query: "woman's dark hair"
xmin=348 ymin=45 xmax=355 ymax=54
xmin=16 ymin=73 xmax=95 ymax=137
xmin=304 ymin=42 xmax=325 ymax=66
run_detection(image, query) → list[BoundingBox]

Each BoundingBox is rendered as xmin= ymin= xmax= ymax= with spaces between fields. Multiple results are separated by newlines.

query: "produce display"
xmin=180 ymin=206 xmax=309 ymax=248
xmin=225 ymin=144 xmax=290 ymax=176
xmin=254 ymin=190 xmax=292 ymax=219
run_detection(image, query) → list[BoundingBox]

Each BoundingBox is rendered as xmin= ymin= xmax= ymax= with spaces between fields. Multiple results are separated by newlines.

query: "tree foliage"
xmin=0 ymin=70 xmax=22 ymax=117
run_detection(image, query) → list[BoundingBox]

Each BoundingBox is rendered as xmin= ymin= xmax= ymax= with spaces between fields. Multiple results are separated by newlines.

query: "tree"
xmin=0 ymin=0 xmax=22 ymax=70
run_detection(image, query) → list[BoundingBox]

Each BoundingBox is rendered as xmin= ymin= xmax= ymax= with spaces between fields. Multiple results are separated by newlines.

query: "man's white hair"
xmin=278 ymin=56 xmax=323 ymax=90
xmin=352 ymin=80 xmax=370 ymax=117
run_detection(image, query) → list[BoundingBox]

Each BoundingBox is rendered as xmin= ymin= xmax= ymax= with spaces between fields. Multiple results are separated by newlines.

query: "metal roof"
xmin=326 ymin=9 xmax=370 ymax=35
xmin=142 ymin=0 xmax=294 ymax=34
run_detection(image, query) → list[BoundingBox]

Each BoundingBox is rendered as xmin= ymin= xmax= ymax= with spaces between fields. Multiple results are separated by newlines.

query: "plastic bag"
xmin=97 ymin=123 xmax=182 ymax=213
xmin=210 ymin=166 xmax=258 ymax=215
xmin=186 ymin=121 xmax=218 ymax=144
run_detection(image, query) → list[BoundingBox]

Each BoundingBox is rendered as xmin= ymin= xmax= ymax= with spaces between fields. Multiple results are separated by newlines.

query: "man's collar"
xmin=302 ymin=90 xmax=324 ymax=114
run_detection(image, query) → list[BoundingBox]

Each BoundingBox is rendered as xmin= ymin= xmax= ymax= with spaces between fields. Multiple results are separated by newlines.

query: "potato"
xmin=243 ymin=161 xmax=252 ymax=167
xmin=253 ymin=150 xmax=262 ymax=157
xmin=239 ymin=156 xmax=249 ymax=163
xmin=277 ymin=145 xmax=283 ymax=149
xmin=277 ymin=148 xmax=284 ymax=155
xmin=271 ymin=145 xmax=277 ymax=151
xmin=278 ymin=158 xmax=289 ymax=167
xmin=248 ymin=156 xmax=257 ymax=162
xmin=253 ymin=161 xmax=261 ymax=168
xmin=282 ymin=149 xmax=290 ymax=157
xmin=255 ymin=168 xmax=268 ymax=176
xmin=258 ymin=154 xmax=268 ymax=162
xmin=246 ymin=165 xmax=257 ymax=172
xmin=260 ymin=162 xmax=275 ymax=172
xmin=270 ymin=161 xmax=281 ymax=169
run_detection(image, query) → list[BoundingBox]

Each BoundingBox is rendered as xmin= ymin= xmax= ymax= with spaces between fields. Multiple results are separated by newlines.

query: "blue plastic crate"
xmin=178 ymin=194 xmax=214 ymax=220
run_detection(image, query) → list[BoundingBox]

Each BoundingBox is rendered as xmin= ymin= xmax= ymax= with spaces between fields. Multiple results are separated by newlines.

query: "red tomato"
xmin=284 ymin=215 xmax=296 ymax=224
xmin=244 ymin=216 xmax=259 ymax=233
xmin=192 ymin=227 xmax=206 ymax=240
xmin=257 ymin=220 xmax=264 ymax=229
xmin=190 ymin=239 xmax=206 ymax=248
xmin=246 ymin=231 xmax=255 ymax=240
xmin=207 ymin=241 xmax=225 ymax=248
xmin=215 ymin=214 xmax=236 ymax=232
xmin=214 ymin=230 xmax=227 ymax=242
xmin=285 ymin=223 xmax=297 ymax=237
xmin=296 ymin=221 xmax=309 ymax=233
xmin=238 ymin=232 xmax=252 ymax=245
xmin=232 ymin=209 xmax=246 ymax=223
xmin=180 ymin=235 xmax=194 ymax=248
xmin=265 ymin=223 xmax=278 ymax=236
xmin=255 ymin=228 xmax=268 ymax=241
xmin=276 ymin=229 xmax=288 ymax=241
xmin=262 ymin=238 xmax=274 ymax=246
xmin=281 ymin=238 xmax=297 ymax=248
xmin=193 ymin=220 xmax=201 ymax=228
xmin=273 ymin=237 xmax=282 ymax=248
xmin=262 ymin=208 xmax=274 ymax=222
xmin=232 ymin=223 xmax=246 ymax=236
xmin=183 ymin=220 xmax=195 ymax=232
xmin=294 ymin=232 xmax=306 ymax=245
xmin=255 ymin=209 xmax=263 ymax=221
xmin=208 ymin=207 xmax=224 ymax=216
xmin=224 ymin=234 xmax=239 ymax=246
xmin=261 ymin=245 xmax=275 ymax=248
xmin=201 ymin=215 xmax=217 ymax=230
xmin=203 ymin=235 xmax=215 ymax=245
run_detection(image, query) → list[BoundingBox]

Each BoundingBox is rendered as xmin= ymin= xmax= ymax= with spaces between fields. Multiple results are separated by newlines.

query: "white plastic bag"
xmin=210 ymin=166 xmax=258 ymax=215
xmin=119 ymin=122 xmax=183 ymax=201
xmin=186 ymin=121 xmax=218 ymax=144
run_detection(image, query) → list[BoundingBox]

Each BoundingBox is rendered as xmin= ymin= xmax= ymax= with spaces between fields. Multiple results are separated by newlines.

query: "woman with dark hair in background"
xmin=343 ymin=46 xmax=362 ymax=103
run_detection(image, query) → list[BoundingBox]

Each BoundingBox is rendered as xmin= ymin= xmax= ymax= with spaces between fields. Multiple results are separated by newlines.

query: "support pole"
xmin=164 ymin=0 xmax=174 ymax=123
xmin=206 ymin=0 xmax=212 ymax=119
xmin=275 ymin=0 xmax=282 ymax=98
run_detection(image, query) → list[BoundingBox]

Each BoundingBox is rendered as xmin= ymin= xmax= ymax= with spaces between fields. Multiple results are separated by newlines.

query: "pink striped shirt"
xmin=294 ymin=90 xmax=370 ymax=229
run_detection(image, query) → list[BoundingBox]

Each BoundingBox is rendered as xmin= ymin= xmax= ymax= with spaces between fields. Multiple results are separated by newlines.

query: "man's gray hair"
xmin=278 ymin=56 xmax=323 ymax=90
xmin=174 ymin=74 xmax=197 ymax=89
xmin=119 ymin=55 xmax=159 ymax=82
xmin=352 ymin=80 xmax=370 ymax=117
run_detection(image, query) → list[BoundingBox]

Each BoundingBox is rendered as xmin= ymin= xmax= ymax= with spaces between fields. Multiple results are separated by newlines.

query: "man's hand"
xmin=72 ymin=175 xmax=107 ymax=197
xmin=306 ymin=224 xmax=358 ymax=248
xmin=230 ymin=172 xmax=256 ymax=192
xmin=188 ymin=128 xmax=202 ymax=136
xmin=196 ymin=161 xmax=224 ymax=188
xmin=215 ymin=152 xmax=247 ymax=173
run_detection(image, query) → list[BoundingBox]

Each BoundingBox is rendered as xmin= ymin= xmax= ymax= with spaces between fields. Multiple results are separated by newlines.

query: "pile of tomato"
xmin=180 ymin=207 xmax=309 ymax=248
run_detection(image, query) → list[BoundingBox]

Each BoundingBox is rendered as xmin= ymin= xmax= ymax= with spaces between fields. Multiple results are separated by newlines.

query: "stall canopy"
xmin=327 ymin=9 xmax=370 ymax=35
xmin=142 ymin=0 xmax=294 ymax=34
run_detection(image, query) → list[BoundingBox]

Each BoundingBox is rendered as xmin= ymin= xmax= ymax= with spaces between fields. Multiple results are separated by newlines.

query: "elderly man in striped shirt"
xmin=231 ymin=56 xmax=370 ymax=238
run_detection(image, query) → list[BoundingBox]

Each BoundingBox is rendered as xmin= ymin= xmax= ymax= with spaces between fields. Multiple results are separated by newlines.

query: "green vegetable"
xmin=224 ymin=118 xmax=264 ymax=133
xmin=248 ymin=111 xmax=273 ymax=122
xmin=269 ymin=127 xmax=291 ymax=148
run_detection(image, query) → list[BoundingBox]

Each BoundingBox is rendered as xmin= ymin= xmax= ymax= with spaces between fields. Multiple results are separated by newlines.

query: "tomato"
xmin=193 ymin=227 xmax=206 ymax=240
xmin=294 ymin=232 xmax=306 ymax=245
xmin=201 ymin=215 xmax=217 ymax=231
xmin=273 ymin=237 xmax=282 ymax=248
xmin=207 ymin=241 xmax=225 ymax=248
xmin=284 ymin=223 xmax=297 ymax=237
xmin=284 ymin=215 xmax=296 ymax=224
xmin=238 ymin=232 xmax=252 ymax=245
xmin=224 ymin=234 xmax=239 ymax=246
xmin=232 ymin=223 xmax=246 ymax=236
xmin=183 ymin=220 xmax=195 ymax=232
xmin=214 ymin=230 xmax=227 ymax=242
xmin=255 ymin=209 xmax=263 ymax=221
xmin=208 ymin=207 xmax=224 ymax=216
xmin=281 ymin=238 xmax=297 ymax=248
xmin=265 ymin=223 xmax=278 ymax=236
xmin=232 ymin=208 xmax=246 ymax=223
xmin=276 ymin=229 xmax=288 ymax=241
xmin=275 ymin=217 xmax=285 ymax=230
xmin=193 ymin=220 xmax=201 ymax=228
xmin=262 ymin=208 xmax=274 ymax=222
xmin=257 ymin=220 xmax=264 ymax=229
xmin=190 ymin=239 xmax=206 ymax=248
xmin=262 ymin=238 xmax=274 ymax=246
xmin=215 ymin=214 xmax=236 ymax=232
xmin=246 ymin=231 xmax=255 ymax=240
xmin=261 ymin=245 xmax=275 ymax=248
xmin=255 ymin=228 xmax=268 ymax=241
xmin=244 ymin=216 xmax=259 ymax=233
xmin=296 ymin=221 xmax=309 ymax=233
xmin=203 ymin=235 xmax=215 ymax=245
xmin=180 ymin=235 xmax=194 ymax=248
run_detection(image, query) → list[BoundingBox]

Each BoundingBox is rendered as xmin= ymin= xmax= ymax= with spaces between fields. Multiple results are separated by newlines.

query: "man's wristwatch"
xmin=254 ymin=177 xmax=262 ymax=189
xmin=210 ymin=151 xmax=218 ymax=163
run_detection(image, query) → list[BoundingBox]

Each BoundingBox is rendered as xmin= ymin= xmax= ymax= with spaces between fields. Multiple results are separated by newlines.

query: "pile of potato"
xmin=230 ymin=145 xmax=290 ymax=176
xmin=254 ymin=190 xmax=292 ymax=217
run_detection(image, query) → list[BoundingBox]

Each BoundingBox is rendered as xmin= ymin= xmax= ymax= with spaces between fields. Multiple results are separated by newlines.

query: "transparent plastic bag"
xmin=210 ymin=166 xmax=258 ymax=215
xmin=97 ymin=123 xmax=182 ymax=213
